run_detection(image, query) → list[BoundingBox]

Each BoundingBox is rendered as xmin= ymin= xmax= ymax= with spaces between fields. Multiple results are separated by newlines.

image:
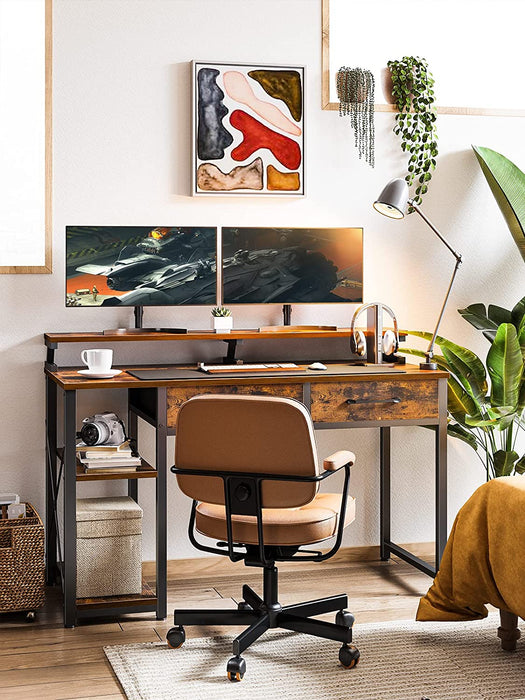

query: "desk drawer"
xmin=167 ymin=384 xmax=304 ymax=428
xmin=310 ymin=379 xmax=439 ymax=423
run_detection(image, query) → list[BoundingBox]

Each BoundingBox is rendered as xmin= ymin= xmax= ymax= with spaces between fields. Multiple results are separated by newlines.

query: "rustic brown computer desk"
xmin=44 ymin=329 xmax=448 ymax=627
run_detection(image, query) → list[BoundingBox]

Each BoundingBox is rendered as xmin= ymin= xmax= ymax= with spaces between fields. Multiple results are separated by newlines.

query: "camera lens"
xmin=80 ymin=421 xmax=110 ymax=446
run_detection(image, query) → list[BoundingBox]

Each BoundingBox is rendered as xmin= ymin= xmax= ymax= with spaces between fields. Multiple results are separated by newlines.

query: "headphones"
xmin=350 ymin=302 xmax=399 ymax=358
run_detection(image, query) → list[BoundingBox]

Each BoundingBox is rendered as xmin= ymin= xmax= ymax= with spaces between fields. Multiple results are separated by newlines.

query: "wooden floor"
xmin=0 ymin=546 xmax=434 ymax=699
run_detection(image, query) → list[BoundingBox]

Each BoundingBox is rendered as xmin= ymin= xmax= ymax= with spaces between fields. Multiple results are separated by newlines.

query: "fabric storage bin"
xmin=0 ymin=503 xmax=45 ymax=614
xmin=76 ymin=496 xmax=143 ymax=598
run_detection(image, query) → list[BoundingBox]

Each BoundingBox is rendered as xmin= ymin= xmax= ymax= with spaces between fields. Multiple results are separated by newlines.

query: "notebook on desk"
xmin=127 ymin=364 xmax=406 ymax=380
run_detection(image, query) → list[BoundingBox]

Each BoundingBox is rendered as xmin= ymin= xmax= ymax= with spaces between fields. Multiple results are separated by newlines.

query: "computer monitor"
xmin=65 ymin=226 xmax=217 ymax=308
xmin=221 ymin=227 xmax=363 ymax=304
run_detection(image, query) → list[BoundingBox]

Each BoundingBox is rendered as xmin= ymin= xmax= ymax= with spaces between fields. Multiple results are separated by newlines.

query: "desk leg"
xmin=379 ymin=427 xmax=391 ymax=561
xmin=156 ymin=387 xmax=167 ymax=620
xmin=45 ymin=375 xmax=57 ymax=585
xmin=435 ymin=378 xmax=448 ymax=570
xmin=63 ymin=390 xmax=77 ymax=628
xmin=127 ymin=398 xmax=138 ymax=503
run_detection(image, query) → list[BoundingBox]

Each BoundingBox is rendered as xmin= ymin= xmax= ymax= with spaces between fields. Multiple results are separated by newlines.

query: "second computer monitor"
xmin=222 ymin=227 xmax=363 ymax=304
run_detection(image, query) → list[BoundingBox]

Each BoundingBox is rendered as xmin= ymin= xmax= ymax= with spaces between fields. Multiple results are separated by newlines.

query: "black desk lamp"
xmin=373 ymin=178 xmax=462 ymax=370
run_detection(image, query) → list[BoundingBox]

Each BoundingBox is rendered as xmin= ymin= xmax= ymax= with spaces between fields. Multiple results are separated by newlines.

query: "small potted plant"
xmin=211 ymin=306 xmax=233 ymax=333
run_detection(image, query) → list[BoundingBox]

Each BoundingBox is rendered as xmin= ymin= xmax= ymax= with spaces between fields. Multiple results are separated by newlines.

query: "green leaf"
xmin=488 ymin=304 xmax=512 ymax=325
xmin=518 ymin=315 xmax=525 ymax=359
xmin=472 ymin=145 xmax=525 ymax=262
xmin=464 ymin=415 xmax=499 ymax=427
xmin=512 ymin=296 xmax=525 ymax=329
xmin=441 ymin=345 xmax=487 ymax=404
xmin=399 ymin=347 xmax=449 ymax=370
xmin=448 ymin=375 xmax=480 ymax=422
xmin=447 ymin=422 xmax=478 ymax=450
xmin=409 ymin=330 xmax=487 ymax=398
xmin=493 ymin=449 xmax=519 ymax=477
xmin=486 ymin=323 xmax=523 ymax=409
xmin=487 ymin=405 xmax=517 ymax=418
xmin=515 ymin=454 xmax=525 ymax=474
xmin=458 ymin=303 xmax=491 ymax=328
xmin=458 ymin=303 xmax=499 ymax=342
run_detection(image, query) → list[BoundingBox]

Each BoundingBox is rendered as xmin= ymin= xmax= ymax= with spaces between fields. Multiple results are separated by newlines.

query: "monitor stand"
xmin=103 ymin=305 xmax=187 ymax=335
xmin=259 ymin=305 xmax=337 ymax=333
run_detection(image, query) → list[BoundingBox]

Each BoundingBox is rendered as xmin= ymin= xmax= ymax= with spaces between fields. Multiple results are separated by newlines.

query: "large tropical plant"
xmin=401 ymin=295 xmax=525 ymax=479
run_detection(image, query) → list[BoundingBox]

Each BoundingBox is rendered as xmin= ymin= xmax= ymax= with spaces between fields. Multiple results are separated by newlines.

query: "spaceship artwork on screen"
xmin=65 ymin=226 xmax=217 ymax=307
xmin=222 ymin=227 xmax=363 ymax=304
xmin=193 ymin=61 xmax=304 ymax=196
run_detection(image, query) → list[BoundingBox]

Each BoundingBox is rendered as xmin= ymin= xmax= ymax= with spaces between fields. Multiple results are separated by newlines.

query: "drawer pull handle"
xmin=346 ymin=397 xmax=401 ymax=405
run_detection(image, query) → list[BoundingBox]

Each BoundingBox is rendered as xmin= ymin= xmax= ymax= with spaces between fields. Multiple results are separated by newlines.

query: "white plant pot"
xmin=212 ymin=316 xmax=233 ymax=333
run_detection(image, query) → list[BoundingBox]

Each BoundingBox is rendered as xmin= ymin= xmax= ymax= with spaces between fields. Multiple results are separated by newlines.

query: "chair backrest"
xmin=175 ymin=394 xmax=319 ymax=508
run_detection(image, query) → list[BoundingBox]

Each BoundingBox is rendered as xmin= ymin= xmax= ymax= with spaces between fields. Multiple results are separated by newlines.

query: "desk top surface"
xmin=45 ymin=362 xmax=448 ymax=390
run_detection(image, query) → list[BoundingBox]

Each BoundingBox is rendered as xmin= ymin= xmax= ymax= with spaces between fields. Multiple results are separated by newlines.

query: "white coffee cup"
xmin=81 ymin=348 xmax=113 ymax=372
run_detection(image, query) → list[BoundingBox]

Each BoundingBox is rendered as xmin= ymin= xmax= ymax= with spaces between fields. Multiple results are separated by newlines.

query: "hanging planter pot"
xmin=380 ymin=67 xmax=396 ymax=105
xmin=336 ymin=67 xmax=375 ymax=168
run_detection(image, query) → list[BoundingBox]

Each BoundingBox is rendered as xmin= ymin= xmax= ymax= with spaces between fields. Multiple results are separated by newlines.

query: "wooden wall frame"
xmin=0 ymin=0 xmax=52 ymax=274
xmin=322 ymin=0 xmax=525 ymax=117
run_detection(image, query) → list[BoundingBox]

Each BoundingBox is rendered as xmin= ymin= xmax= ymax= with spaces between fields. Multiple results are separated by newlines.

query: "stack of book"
xmin=76 ymin=440 xmax=142 ymax=473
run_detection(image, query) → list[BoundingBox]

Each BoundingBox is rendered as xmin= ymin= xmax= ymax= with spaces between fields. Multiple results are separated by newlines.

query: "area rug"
xmin=104 ymin=614 xmax=525 ymax=700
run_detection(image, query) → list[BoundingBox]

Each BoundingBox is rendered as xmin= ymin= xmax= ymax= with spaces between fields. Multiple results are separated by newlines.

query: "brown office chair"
xmin=166 ymin=394 xmax=359 ymax=681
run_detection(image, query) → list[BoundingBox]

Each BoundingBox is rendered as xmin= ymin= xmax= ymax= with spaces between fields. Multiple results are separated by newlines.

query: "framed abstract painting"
xmin=192 ymin=61 xmax=305 ymax=196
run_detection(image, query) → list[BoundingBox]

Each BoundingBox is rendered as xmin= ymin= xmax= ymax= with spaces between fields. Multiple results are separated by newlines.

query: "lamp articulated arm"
xmin=409 ymin=200 xmax=463 ymax=370
xmin=373 ymin=178 xmax=463 ymax=371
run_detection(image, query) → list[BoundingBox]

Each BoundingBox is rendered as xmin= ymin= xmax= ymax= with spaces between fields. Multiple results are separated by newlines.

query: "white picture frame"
xmin=192 ymin=61 xmax=305 ymax=196
xmin=322 ymin=0 xmax=525 ymax=117
xmin=0 ymin=0 xmax=52 ymax=273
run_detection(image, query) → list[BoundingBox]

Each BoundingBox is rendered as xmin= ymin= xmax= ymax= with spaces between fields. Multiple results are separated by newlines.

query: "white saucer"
xmin=78 ymin=369 xmax=122 ymax=379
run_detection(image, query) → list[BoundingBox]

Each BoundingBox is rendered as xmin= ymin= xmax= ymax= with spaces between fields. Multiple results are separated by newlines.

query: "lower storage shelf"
xmin=76 ymin=580 xmax=156 ymax=610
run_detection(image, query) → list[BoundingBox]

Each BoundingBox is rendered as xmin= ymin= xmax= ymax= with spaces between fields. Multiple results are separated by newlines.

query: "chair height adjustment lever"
xmin=346 ymin=397 xmax=401 ymax=405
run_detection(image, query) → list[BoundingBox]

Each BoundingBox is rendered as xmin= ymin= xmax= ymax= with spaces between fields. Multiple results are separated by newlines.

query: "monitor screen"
xmin=221 ymin=227 xmax=363 ymax=304
xmin=66 ymin=226 xmax=217 ymax=306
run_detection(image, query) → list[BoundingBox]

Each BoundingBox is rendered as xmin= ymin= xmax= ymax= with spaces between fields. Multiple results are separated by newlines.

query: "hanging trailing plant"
xmin=336 ymin=67 xmax=375 ymax=168
xmin=387 ymin=56 xmax=438 ymax=208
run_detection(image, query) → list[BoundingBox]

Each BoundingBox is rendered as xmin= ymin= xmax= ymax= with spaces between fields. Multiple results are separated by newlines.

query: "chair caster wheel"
xmin=25 ymin=611 xmax=36 ymax=622
xmin=336 ymin=610 xmax=355 ymax=628
xmin=339 ymin=643 xmax=360 ymax=668
xmin=227 ymin=655 xmax=246 ymax=681
xmin=237 ymin=601 xmax=252 ymax=611
xmin=166 ymin=625 xmax=186 ymax=649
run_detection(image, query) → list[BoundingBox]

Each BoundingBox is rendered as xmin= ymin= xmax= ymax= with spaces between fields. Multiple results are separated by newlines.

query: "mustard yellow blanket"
xmin=417 ymin=475 xmax=525 ymax=622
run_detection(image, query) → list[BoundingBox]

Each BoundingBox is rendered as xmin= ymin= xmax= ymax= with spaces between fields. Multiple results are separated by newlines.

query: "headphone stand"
xmin=350 ymin=302 xmax=404 ymax=364
xmin=365 ymin=305 xmax=381 ymax=363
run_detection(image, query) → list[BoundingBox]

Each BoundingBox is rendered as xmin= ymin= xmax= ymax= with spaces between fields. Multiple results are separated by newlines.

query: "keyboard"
xmin=198 ymin=362 xmax=302 ymax=373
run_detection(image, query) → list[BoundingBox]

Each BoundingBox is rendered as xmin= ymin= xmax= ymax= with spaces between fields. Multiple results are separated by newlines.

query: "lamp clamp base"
xmin=419 ymin=360 xmax=438 ymax=371
xmin=420 ymin=352 xmax=437 ymax=371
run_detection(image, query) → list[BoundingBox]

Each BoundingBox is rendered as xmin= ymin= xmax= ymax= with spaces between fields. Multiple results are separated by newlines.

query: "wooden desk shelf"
xmin=76 ymin=459 xmax=157 ymax=481
xmin=44 ymin=326 xmax=406 ymax=368
xmin=76 ymin=581 xmax=156 ymax=613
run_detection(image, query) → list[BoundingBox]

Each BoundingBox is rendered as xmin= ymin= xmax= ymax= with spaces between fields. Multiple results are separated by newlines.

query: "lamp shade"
xmin=373 ymin=178 xmax=409 ymax=219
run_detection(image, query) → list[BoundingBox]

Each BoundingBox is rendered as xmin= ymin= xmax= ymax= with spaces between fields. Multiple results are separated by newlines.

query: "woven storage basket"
xmin=0 ymin=503 xmax=45 ymax=613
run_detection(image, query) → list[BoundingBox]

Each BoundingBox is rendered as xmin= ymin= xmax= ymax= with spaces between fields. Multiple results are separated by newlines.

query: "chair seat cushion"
xmin=195 ymin=493 xmax=356 ymax=546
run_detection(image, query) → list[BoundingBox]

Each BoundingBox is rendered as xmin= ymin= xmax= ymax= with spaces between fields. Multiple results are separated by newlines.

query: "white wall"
xmin=1 ymin=0 xmax=523 ymax=560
